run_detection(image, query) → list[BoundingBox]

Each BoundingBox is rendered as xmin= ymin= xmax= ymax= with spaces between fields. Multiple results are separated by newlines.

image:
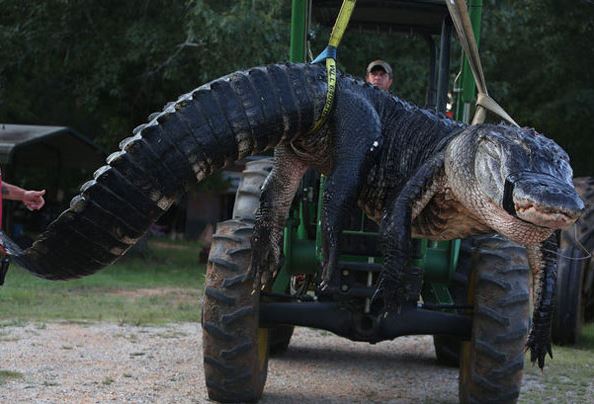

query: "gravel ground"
xmin=0 ymin=322 xmax=470 ymax=403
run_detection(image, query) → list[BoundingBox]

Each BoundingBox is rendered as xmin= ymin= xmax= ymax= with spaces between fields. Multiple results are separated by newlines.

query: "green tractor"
xmin=201 ymin=0 xmax=579 ymax=402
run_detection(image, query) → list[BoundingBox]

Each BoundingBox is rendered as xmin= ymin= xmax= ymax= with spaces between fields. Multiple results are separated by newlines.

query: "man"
xmin=365 ymin=59 xmax=393 ymax=92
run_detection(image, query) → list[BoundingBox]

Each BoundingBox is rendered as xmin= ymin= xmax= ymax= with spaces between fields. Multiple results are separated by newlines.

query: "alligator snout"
xmin=505 ymin=173 xmax=584 ymax=229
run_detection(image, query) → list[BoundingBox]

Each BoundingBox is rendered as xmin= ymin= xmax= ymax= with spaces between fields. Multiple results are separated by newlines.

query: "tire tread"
xmin=459 ymin=236 xmax=529 ymax=404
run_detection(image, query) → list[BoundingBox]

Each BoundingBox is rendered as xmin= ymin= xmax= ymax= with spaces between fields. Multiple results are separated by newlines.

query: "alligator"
xmin=0 ymin=63 xmax=583 ymax=370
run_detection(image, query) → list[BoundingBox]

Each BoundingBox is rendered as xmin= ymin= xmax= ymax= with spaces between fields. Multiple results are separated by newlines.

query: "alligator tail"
xmin=13 ymin=63 xmax=326 ymax=280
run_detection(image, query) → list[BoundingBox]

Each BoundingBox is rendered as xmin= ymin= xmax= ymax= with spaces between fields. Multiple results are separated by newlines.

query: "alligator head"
xmin=445 ymin=124 xmax=584 ymax=244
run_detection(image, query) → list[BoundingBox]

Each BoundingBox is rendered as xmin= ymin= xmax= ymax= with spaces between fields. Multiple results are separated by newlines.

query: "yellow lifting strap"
xmin=308 ymin=0 xmax=357 ymax=134
xmin=446 ymin=0 xmax=519 ymax=127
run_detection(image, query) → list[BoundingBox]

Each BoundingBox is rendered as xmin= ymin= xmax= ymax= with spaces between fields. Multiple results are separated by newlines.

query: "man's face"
xmin=366 ymin=68 xmax=393 ymax=91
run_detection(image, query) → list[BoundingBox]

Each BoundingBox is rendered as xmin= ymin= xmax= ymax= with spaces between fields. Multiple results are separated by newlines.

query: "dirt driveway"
xmin=0 ymin=322 xmax=488 ymax=402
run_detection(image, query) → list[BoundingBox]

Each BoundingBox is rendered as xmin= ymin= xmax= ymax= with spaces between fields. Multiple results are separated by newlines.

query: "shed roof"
xmin=0 ymin=124 xmax=105 ymax=168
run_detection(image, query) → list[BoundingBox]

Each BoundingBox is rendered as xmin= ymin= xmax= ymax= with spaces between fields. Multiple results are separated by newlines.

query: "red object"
xmin=0 ymin=170 xmax=3 ymax=225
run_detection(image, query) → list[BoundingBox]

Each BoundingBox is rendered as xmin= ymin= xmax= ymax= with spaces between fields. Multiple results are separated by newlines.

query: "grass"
xmin=0 ymin=238 xmax=206 ymax=325
xmin=520 ymin=322 xmax=594 ymax=403
xmin=0 ymin=370 xmax=23 ymax=385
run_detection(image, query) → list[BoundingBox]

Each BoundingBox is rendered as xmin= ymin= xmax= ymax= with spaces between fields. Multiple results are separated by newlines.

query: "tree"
xmin=481 ymin=0 xmax=594 ymax=175
xmin=0 ymin=0 xmax=289 ymax=148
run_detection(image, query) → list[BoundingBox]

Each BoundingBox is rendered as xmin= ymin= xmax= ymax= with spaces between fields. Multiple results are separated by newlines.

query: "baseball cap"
xmin=366 ymin=60 xmax=393 ymax=77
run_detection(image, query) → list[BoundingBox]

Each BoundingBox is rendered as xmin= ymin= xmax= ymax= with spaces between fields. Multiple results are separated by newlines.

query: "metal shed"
xmin=0 ymin=124 xmax=104 ymax=169
xmin=0 ymin=124 xmax=105 ymax=238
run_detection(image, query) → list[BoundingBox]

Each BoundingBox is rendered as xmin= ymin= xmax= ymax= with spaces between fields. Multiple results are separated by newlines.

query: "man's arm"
xmin=2 ymin=182 xmax=46 ymax=210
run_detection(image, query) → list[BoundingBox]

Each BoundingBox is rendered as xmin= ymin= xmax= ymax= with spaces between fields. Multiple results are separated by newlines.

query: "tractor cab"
xmin=292 ymin=0 xmax=481 ymax=121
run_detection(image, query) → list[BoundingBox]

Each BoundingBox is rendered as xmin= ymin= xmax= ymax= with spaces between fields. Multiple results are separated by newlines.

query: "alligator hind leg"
xmin=250 ymin=145 xmax=308 ymax=289
xmin=379 ymin=154 xmax=445 ymax=313
xmin=319 ymin=94 xmax=382 ymax=288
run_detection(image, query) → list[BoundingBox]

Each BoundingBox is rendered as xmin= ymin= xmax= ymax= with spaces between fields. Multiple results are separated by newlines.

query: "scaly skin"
xmin=1 ymin=63 xmax=583 ymax=371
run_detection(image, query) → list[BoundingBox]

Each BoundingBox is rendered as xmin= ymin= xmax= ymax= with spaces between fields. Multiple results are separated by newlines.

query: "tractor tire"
xmin=233 ymin=157 xmax=295 ymax=356
xmin=459 ymin=235 xmax=530 ymax=404
xmin=233 ymin=158 xmax=274 ymax=220
xmin=268 ymin=325 xmax=295 ymax=356
xmin=434 ymin=334 xmax=462 ymax=368
xmin=203 ymin=219 xmax=269 ymax=402
xmin=433 ymin=239 xmax=473 ymax=367
xmin=552 ymin=176 xmax=594 ymax=345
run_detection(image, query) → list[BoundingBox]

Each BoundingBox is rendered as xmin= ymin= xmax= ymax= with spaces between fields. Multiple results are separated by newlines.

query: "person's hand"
xmin=22 ymin=189 xmax=46 ymax=211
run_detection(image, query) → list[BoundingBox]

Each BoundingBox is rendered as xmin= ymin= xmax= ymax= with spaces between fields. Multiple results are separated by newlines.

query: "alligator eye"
xmin=480 ymin=140 xmax=501 ymax=160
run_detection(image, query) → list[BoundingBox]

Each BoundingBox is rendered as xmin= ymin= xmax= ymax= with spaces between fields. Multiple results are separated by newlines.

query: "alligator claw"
xmin=376 ymin=267 xmax=423 ymax=315
xmin=320 ymin=260 xmax=335 ymax=286
xmin=547 ymin=343 xmax=553 ymax=359
xmin=526 ymin=333 xmax=553 ymax=370
xmin=249 ymin=263 xmax=271 ymax=292
xmin=382 ymin=288 xmax=402 ymax=314
xmin=375 ymin=278 xmax=410 ymax=315
xmin=249 ymin=244 xmax=279 ymax=293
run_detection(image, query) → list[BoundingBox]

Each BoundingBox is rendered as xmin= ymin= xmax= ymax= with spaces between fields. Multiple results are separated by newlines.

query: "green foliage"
xmin=481 ymin=0 xmax=594 ymax=175
xmin=0 ymin=370 xmax=23 ymax=385
xmin=0 ymin=0 xmax=289 ymax=149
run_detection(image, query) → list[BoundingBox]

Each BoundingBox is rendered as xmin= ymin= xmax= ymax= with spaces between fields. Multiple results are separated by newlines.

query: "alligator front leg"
xmin=380 ymin=155 xmax=445 ymax=313
xmin=250 ymin=145 xmax=308 ymax=290
xmin=525 ymin=232 xmax=559 ymax=369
